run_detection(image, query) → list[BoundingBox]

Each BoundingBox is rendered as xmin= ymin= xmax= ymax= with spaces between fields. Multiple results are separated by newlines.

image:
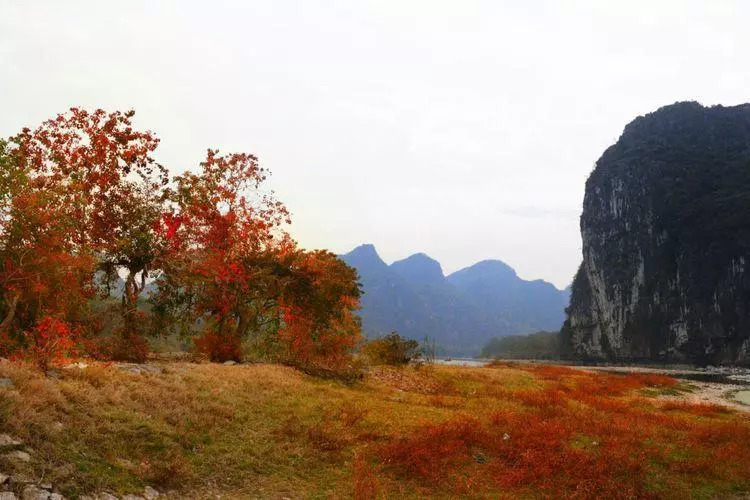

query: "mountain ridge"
xmin=341 ymin=244 xmax=569 ymax=355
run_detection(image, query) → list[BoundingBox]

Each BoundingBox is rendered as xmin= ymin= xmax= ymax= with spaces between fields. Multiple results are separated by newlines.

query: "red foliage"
xmin=519 ymin=364 xmax=584 ymax=378
xmin=1 ymin=109 xmax=362 ymax=368
xmin=353 ymin=452 xmax=379 ymax=500
xmin=0 ymin=164 xmax=96 ymax=361
xmin=277 ymin=250 xmax=361 ymax=369
xmin=153 ymin=150 xmax=361 ymax=368
xmin=2 ymin=109 xmax=167 ymax=362
xmin=278 ymin=306 xmax=316 ymax=364
xmin=151 ymin=150 xmax=292 ymax=359
xmin=22 ymin=315 xmax=77 ymax=371
xmin=372 ymin=368 xmax=750 ymax=498
xmin=194 ymin=330 xmax=242 ymax=362
xmin=378 ymin=416 xmax=489 ymax=487
xmin=11 ymin=108 xmax=165 ymax=252
xmin=106 ymin=329 xmax=151 ymax=363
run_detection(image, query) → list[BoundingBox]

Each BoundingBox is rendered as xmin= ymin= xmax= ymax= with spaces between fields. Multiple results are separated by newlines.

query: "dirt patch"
xmin=563 ymin=364 xmax=750 ymax=412
xmin=655 ymin=382 xmax=749 ymax=412
xmin=733 ymin=390 xmax=750 ymax=407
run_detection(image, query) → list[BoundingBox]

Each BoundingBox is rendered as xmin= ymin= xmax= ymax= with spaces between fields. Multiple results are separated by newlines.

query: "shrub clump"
xmin=360 ymin=332 xmax=422 ymax=366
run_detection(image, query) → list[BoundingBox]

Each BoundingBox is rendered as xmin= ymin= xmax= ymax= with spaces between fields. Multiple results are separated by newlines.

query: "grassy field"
xmin=0 ymin=360 xmax=749 ymax=499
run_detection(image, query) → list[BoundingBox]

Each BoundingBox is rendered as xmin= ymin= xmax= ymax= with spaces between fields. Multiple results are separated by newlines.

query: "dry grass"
xmin=0 ymin=360 xmax=748 ymax=499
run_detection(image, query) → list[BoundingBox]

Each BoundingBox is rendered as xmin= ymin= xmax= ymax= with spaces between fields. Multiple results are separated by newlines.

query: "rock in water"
xmin=562 ymin=102 xmax=750 ymax=365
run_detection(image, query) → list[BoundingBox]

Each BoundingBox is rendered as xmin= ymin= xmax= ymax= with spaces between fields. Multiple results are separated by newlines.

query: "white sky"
xmin=1 ymin=0 xmax=748 ymax=288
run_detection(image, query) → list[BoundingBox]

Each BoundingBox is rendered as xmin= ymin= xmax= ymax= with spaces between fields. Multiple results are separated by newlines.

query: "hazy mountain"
xmin=390 ymin=253 xmax=445 ymax=287
xmin=449 ymin=260 xmax=571 ymax=335
xmin=341 ymin=244 xmax=569 ymax=356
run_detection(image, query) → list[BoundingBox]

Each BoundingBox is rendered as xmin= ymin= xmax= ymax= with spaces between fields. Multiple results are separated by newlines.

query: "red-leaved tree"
xmin=9 ymin=109 xmax=169 ymax=360
xmin=1 ymin=109 xmax=362 ymax=372
xmin=278 ymin=249 xmax=362 ymax=369
xmin=0 ymin=139 xmax=95 ymax=367
xmin=153 ymin=150 xmax=362 ymax=367
xmin=153 ymin=150 xmax=291 ymax=361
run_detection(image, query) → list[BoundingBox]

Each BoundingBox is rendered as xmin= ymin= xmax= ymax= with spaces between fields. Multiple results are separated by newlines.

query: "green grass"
xmin=641 ymin=381 xmax=698 ymax=397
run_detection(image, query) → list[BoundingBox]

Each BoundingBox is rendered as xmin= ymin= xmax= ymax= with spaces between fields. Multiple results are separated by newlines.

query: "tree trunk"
xmin=122 ymin=269 xmax=143 ymax=333
xmin=0 ymin=292 xmax=20 ymax=332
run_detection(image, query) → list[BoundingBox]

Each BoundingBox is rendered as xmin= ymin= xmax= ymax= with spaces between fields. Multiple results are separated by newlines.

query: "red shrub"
xmin=194 ymin=330 xmax=242 ymax=362
xmin=369 ymin=367 xmax=750 ymax=498
xmin=107 ymin=329 xmax=151 ymax=363
xmin=375 ymin=411 xmax=656 ymax=498
xmin=23 ymin=315 xmax=77 ymax=371
xmin=378 ymin=416 xmax=487 ymax=484
xmin=0 ymin=329 xmax=19 ymax=358
xmin=353 ymin=452 xmax=379 ymax=500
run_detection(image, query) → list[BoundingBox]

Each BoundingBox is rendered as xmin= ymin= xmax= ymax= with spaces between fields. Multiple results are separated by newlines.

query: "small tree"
xmin=278 ymin=249 xmax=362 ymax=369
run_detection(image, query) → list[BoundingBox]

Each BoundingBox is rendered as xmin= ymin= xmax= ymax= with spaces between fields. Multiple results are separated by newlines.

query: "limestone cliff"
xmin=562 ymin=102 xmax=750 ymax=365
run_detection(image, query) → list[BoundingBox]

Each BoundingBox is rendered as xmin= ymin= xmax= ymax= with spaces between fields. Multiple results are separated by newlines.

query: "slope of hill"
xmin=480 ymin=330 xmax=561 ymax=359
xmin=341 ymin=245 xmax=569 ymax=355
xmin=448 ymin=260 xmax=570 ymax=335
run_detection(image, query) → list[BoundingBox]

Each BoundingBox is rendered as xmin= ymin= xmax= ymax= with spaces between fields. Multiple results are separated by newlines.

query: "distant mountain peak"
xmin=342 ymin=243 xmax=387 ymax=269
xmin=391 ymin=252 xmax=444 ymax=286
xmin=448 ymin=259 xmax=517 ymax=282
xmin=351 ymin=243 xmax=377 ymax=254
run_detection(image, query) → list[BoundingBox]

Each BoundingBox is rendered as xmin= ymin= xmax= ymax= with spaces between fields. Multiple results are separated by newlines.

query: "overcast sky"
xmin=1 ymin=1 xmax=748 ymax=288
